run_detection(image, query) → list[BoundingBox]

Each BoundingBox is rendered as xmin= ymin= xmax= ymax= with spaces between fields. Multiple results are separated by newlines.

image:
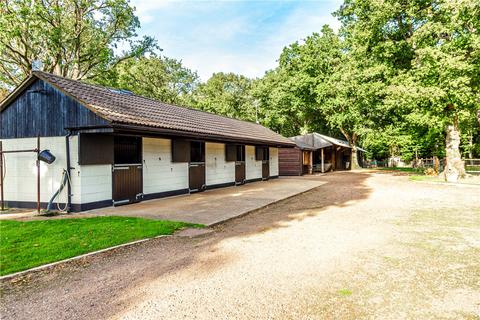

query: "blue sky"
xmin=130 ymin=0 xmax=343 ymax=80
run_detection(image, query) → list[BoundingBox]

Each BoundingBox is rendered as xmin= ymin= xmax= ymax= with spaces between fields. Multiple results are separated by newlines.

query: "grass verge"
xmin=409 ymin=175 xmax=443 ymax=182
xmin=377 ymin=167 xmax=423 ymax=174
xmin=0 ymin=216 xmax=202 ymax=276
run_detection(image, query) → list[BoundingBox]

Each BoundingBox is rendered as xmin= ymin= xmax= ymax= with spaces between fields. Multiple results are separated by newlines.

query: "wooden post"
xmin=37 ymin=136 xmax=40 ymax=213
xmin=331 ymin=148 xmax=335 ymax=171
xmin=433 ymin=156 xmax=439 ymax=174
xmin=321 ymin=148 xmax=324 ymax=173
xmin=309 ymin=151 xmax=313 ymax=174
xmin=0 ymin=140 xmax=4 ymax=212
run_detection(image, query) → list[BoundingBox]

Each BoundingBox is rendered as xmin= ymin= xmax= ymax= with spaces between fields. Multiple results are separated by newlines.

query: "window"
xmin=236 ymin=145 xmax=245 ymax=161
xmin=255 ymin=146 xmax=269 ymax=161
xmin=114 ymin=136 xmax=141 ymax=164
xmin=172 ymin=139 xmax=190 ymax=162
xmin=263 ymin=147 xmax=270 ymax=161
xmin=226 ymin=144 xmax=245 ymax=162
xmin=190 ymin=141 xmax=205 ymax=163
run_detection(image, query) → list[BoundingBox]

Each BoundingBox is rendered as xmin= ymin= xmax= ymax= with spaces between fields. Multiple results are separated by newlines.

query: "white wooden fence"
xmin=463 ymin=158 xmax=480 ymax=174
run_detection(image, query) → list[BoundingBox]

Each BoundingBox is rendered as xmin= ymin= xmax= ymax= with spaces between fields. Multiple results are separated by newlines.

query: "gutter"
xmin=67 ymin=123 xmax=295 ymax=148
xmin=65 ymin=130 xmax=73 ymax=212
xmin=111 ymin=123 xmax=295 ymax=147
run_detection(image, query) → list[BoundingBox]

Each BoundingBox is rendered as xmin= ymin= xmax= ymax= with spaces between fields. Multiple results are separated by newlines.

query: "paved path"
xmin=79 ymin=177 xmax=324 ymax=225
xmin=0 ymin=178 xmax=324 ymax=225
xmin=1 ymin=172 xmax=479 ymax=319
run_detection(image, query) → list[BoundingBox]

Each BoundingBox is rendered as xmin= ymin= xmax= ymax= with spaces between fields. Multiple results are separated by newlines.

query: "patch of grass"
xmin=338 ymin=288 xmax=353 ymax=297
xmin=0 ymin=216 xmax=202 ymax=276
xmin=410 ymin=174 xmax=480 ymax=185
xmin=378 ymin=167 xmax=423 ymax=173
xmin=377 ymin=167 xmax=424 ymax=174
xmin=409 ymin=175 xmax=443 ymax=182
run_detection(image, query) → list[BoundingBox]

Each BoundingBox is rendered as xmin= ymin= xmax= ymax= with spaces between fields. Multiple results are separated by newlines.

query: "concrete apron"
xmin=79 ymin=178 xmax=325 ymax=226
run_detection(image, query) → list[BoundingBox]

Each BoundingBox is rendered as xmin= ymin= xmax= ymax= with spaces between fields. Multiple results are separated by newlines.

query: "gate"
xmin=235 ymin=161 xmax=246 ymax=185
xmin=112 ymin=164 xmax=143 ymax=205
xmin=189 ymin=162 xmax=206 ymax=192
xmin=112 ymin=136 xmax=143 ymax=206
xmin=262 ymin=160 xmax=270 ymax=180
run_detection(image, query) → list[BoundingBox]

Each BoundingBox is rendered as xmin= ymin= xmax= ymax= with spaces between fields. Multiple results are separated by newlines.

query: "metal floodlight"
xmin=38 ymin=150 xmax=56 ymax=164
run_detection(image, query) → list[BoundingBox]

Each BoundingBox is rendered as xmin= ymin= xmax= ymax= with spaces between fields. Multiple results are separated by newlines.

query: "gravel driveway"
xmin=1 ymin=171 xmax=479 ymax=319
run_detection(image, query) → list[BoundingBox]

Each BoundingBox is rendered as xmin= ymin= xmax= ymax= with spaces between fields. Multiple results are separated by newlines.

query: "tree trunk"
xmin=349 ymin=134 xmax=361 ymax=170
xmin=350 ymin=146 xmax=361 ymax=169
xmin=443 ymin=125 xmax=466 ymax=182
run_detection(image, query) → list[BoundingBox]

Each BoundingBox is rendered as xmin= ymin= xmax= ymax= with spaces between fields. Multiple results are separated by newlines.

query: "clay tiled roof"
xmin=28 ymin=71 xmax=294 ymax=146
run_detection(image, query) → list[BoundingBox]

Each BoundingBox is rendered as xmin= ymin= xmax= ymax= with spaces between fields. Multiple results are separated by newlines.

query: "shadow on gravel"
xmin=0 ymin=172 xmax=372 ymax=320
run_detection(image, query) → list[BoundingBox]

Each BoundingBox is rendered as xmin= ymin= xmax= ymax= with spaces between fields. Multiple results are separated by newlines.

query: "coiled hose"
xmin=47 ymin=169 xmax=71 ymax=212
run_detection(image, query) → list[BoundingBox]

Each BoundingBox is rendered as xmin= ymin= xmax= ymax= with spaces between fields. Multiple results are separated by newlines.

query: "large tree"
xmin=336 ymin=0 xmax=480 ymax=179
xmin=190 ymin=72 xmax=256 ymax=121
xmin=0 ymin=0 xmax=156 ymax=89
xmin=316 ymin=54 xmax=388 ymax=168
xmin=97 ymin=55 xmax=199 ymax=105
xmin=253 ymin=25 xmax=341 ymax=137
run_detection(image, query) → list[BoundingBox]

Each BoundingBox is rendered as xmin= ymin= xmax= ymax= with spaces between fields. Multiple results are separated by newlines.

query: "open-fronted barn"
xmin=279 ymin=133 xmax=365 ymax=176
xmin=0 ymin=71 xmax=293 ymax=212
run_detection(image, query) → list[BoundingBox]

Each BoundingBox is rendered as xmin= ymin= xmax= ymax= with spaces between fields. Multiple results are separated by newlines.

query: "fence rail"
xmin=463 ymin=158 xmax=480 ymax=174
xmin=365 ymin=158 xmax=479 ymax=175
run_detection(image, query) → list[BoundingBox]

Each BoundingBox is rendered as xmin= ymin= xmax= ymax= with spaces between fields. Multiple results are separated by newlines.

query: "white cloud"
xmin=186 ymin=6 xmax=341 ymax=79
xmin=132 ymin=0 xmax=343 ymax=80
xmin=256 ymin=6 xmax=342 ymax=75
xmin=130 ymin=0 xmax=175 ymax=23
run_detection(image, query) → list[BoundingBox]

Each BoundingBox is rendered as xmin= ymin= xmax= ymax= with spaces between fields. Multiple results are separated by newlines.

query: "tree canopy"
xmin=1 ymin=0 xmax=479 ymax=170
xmin=334 ymin=0 xmax=479 ymax=167
xmin=190 ymin=72 xmax=256 ymax=121
xmin=0 ymin=0 xmax=156 ymax=88
xmin=96 ymin=54 xmax=199 ymax=106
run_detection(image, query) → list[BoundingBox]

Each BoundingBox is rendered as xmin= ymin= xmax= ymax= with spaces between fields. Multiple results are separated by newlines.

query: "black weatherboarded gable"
xmin=1 ymin=79 xmax=108 ymax=138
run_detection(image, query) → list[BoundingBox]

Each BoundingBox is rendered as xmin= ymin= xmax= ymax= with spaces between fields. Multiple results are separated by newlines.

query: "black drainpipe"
xmin=65 ymin=130 xmax=73 ymax=212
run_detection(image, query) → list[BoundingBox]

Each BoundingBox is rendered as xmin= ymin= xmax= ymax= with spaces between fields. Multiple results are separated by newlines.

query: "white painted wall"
xmin=1 ymin=136 xmax=113 ymax=206
xmin=269 ymin=147 xmax=279 ymax=176
xmin=77 ymin=164 xmax=112 ymax=204
xmin=142 ymin=137 xmax=188 ymax=195
xmin=205 ymin=142 xmax=235 ymax=186
xmin=1 ymin=136 xmax=280 ymax=208
xmin=1 ymin=136 xmax=81 ymax=204
xmin=245 ymin=145 xmax=262 ymax=180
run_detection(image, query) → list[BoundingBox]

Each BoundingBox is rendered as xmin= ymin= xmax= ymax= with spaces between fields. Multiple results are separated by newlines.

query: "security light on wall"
xmin=38 ymin=150 xmax=56 ymax=164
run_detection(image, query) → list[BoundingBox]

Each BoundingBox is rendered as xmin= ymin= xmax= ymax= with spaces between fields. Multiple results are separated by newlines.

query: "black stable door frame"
xmin=112 ymin=136 xmax=143 ymax=205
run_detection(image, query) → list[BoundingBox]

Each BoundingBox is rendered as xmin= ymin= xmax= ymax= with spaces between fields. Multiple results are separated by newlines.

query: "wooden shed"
xmin=279 ymin=133 xmax=358 ymax=176
xmin=0 ymin=71 xmax=294 ymax=212
xmin=278 ymin=141 xmax=315 ymax=176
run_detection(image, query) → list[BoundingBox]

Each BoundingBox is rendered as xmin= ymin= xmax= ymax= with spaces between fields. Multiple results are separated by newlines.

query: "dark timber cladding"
xmin=278 ymin=147 xmax=303 ymax=176
xmin=0 ymin=79 xmax=108 ymax=138
xmin=280 ymin=133 xmax=357 ymax=174
xmin=78 ymin=133 xmax=114 ymax=165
